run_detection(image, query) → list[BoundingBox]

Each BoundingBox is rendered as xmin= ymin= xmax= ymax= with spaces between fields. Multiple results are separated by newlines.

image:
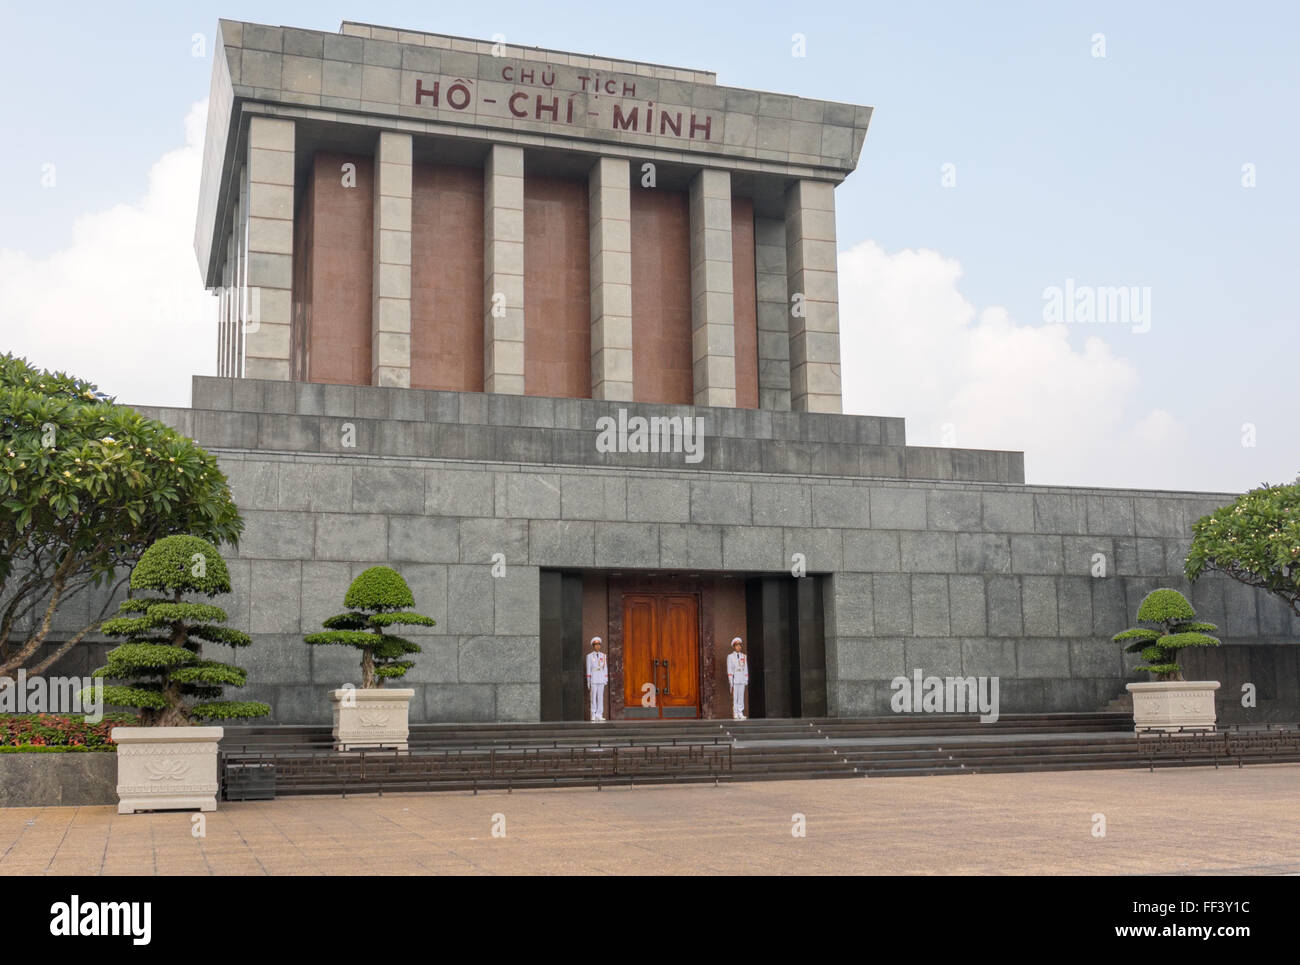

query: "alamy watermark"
xmin=595 ymin=408 xmax=705 ymax=464
xmin=890 ymin=669 xmax=1000 ymax=723
xmin=1042 ymin=279 xmax=1151 ymax=333
xmin=49 ymin=895 xmax=150 ymax=945
xmin=0 ymin=671 xmax=103 ymax=722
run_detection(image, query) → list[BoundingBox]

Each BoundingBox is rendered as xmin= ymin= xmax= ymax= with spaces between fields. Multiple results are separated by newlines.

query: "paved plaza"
xmin=1 ymin=764 xmax=1297 ymax=875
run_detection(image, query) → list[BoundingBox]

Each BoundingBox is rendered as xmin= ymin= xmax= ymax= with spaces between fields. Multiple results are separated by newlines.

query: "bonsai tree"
xmin=0 ymin=353 xmax=242 ymax=677
xmin=1185 ymin=480 xmax=1300 ymax=616
xmin=86 ymin=535 xmax=269 ymax=726
xmin=1113 ymin=588 xmax=1221 ymax=682
xmin=305 ymin=566 xmax=435 ymax=688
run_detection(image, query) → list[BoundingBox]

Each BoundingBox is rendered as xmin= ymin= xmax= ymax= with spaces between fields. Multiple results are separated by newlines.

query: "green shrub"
xmin=305 ymin=566 xmax=436 ymax=688
xmin=86 ymin=536 xmax=271 ymax=725
xmin=1113 ymin=587 xmax=1220 ymax=681
xmin=345 ymin=567 xmax=415 ymax=610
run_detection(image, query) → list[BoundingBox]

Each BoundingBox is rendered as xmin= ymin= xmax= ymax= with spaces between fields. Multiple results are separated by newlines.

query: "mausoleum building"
xmin=121 ymin=18 xmax=1297 ymax=724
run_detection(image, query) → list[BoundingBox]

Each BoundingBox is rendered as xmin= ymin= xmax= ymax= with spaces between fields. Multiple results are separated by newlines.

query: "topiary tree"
xmin=1113 ymin=587 xmax=1221 ymax=682
xmin=1185 ymin=481 xmax=1300 ymax=616
xmin=86 ymin=535 xmax=269 ymax=726
xmin=0 ymin=353 xmax=242 ymax=677
xmin=304 ymin=566 xmax=435 ymax=688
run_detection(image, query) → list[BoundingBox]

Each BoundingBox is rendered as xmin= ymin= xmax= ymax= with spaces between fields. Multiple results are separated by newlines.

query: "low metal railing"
xmin=220 ymin=742 xmax=734 ymax=800
xmin=1137 ymin=725 xmax=1300 ymax=771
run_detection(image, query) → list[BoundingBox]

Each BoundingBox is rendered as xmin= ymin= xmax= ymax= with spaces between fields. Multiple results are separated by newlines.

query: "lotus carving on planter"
xmin=146 ymin=760 xmax=193 ymax=781
xmin=1114 ymin=588 xmax=1221 ymax=733
xmin=305 ymin=567 xmax=436 ymax=751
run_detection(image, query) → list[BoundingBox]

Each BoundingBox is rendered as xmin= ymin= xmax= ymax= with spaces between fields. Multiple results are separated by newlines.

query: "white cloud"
xmin=837 ymin=240 xmax=1206 ymax=490
xmin=0 ymin=101 xmax=214 ymax=409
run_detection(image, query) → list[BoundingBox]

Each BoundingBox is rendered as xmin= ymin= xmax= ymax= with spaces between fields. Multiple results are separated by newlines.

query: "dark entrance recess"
xmin=745 ymin=576 xmax=828 ymax=718
xmin=539 ymin=570 xmax=827 ymax=721
xmin=539 ymin=571 xmax=585 ymax=721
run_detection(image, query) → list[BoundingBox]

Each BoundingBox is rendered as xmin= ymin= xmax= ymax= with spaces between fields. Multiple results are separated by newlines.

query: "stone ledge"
xmin=0 ymin=753 xmax=117 ymax=807
xmin=192 ymin=375 xmax=906 ymax=445
xmin=146 ymin=387 xmax=1026 ymax=485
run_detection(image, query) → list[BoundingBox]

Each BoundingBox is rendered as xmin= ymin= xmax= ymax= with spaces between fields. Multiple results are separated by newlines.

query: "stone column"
xmin=755 ymin=216 xmax=791 ymax=411
xmin=232 ymin=169 xmax=247 ymax=377
xmin=688 ymin=169 xmax=736 ymax=408
xmin=483 ymin=144 xmax=525 ymax=395
xmin=219 ymin=225 xmax=236 ymax=377
xmin=587 ymin=157 xmax=633 ymax=401
xmin=217 ymin=243 xmax=227 ymax=377
xmin=243 ymin=117 xmax=294 ymax=381
xmin=784 ymin=179 xmax=842 ymax=413
xmin=372 ymin=131 xmax=413 ymax=387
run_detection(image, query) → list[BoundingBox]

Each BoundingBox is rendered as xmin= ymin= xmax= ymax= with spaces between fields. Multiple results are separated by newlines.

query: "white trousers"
xmin=732 ymin=683 xmax=746 ymax=718
xmin=589 ymin=682 xmax=605 ymax=720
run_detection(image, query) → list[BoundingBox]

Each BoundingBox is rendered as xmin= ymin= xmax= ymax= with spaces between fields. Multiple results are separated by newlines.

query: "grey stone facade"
xmin=196 ymin=20 xmax=872 ymax=283
xmin=199 ymin=19 xmax=870 ymax=415
xmin=79 ymin=376 xmax=1296 ymax=725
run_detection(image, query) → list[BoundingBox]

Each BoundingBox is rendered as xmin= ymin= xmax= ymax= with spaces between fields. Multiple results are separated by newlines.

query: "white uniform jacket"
xmin=727 ymin=651 xmax=749 ymax=687
xmin=586 ymin=651 xmax=609 ymax=685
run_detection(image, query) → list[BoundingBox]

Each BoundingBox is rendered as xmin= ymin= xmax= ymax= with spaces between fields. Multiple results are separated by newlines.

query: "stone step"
xmin=1102 ymin=693 xmax=1134 ymax=714
xmin=223 ymin=711 xmax=1132 ymax=741
xmin=233 ymin=712 xmax=1300 ymax=803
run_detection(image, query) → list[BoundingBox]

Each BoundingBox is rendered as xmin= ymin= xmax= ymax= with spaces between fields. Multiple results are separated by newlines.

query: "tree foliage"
xmin=0 ymin=354 xmax=242 ymax=676
xmin=1113 ymin=588 xmax=1220 ymax=681
xmin=1185 ymin=481 xmax=1300 ymax=616
xmin=85 ymin=536 xmax=268 ymax=726
xmin=305 ymin=566 xmax=435 ymax=688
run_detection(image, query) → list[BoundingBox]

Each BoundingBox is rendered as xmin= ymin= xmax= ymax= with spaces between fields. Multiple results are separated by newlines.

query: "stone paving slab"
xmin=1 ymin=764 xmax=1297 ymax=875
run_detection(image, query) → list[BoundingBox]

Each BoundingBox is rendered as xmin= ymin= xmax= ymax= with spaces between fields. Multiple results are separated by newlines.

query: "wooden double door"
xmin=621 ymin=592 xmax=700 ymax=719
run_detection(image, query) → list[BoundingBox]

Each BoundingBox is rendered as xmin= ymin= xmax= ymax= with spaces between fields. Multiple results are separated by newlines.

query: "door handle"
xmin=662 ymin=658 xmax=670 ymax=696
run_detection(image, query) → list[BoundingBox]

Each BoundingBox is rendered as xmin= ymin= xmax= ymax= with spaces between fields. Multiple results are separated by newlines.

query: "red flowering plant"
xmin=0 ymin=712 xmax=135 ymax=751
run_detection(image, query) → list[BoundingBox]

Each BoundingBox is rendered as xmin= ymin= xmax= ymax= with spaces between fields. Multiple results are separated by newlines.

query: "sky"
xmin=0 ymin=0 xmax=1296 ymax=494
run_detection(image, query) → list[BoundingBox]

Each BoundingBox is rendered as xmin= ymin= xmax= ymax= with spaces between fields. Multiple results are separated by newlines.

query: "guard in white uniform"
xmin=726 ymin=637 xmax=749 ymax=720
xmin=586 ymin=636 xmax=609 ymax=722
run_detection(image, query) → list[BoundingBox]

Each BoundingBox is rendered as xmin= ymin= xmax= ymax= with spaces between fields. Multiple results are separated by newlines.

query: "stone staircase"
xmin=218 ymin=712 xmax=1210 ymax=796
xmin=219 ymin=713 xmax=1300 ymax=798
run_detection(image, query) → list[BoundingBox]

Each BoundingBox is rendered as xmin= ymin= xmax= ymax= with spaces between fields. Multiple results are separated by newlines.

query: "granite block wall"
xmin=148 ymin=451 xmax=1300 ymax=723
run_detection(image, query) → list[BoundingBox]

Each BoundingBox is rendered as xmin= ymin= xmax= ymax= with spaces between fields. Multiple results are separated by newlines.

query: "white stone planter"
xmin=112 ymin=726 xmax=223 ymax=814
xmin=331 ymin=688 xmax=414 ymax=750
xmin=1126 ymin=680 xmax=1220 ymax=733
